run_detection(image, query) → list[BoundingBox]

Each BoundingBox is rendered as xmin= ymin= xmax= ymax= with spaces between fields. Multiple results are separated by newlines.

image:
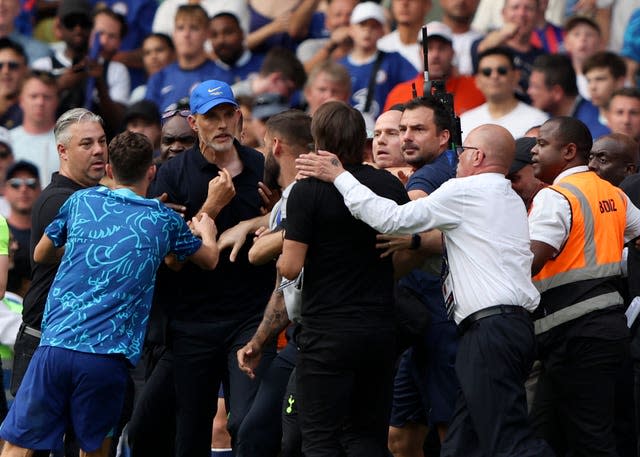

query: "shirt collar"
xmin=191 ymin=139 xmax=262 ymax=176
xmin=214 ymin=50 xmax=252 ymax=70
xmin=553 ymin=165 xmax=589 ymax=184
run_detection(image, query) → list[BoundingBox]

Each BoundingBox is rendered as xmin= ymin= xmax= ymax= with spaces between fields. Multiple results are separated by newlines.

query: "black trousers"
xmin=171 ymin=315 xmax=275 ymax=457
xmin=531 ymin=335 xmax=628 ymax=457
xmin=235 ymin=341 xmax=297 ymax=457
xmin=441 ymin=312 xmax=554 ymax=457
xmin=127 ymin=346 xmax=176 ymax=457
xmin=296 ymin=325 xmax=396 ymax=457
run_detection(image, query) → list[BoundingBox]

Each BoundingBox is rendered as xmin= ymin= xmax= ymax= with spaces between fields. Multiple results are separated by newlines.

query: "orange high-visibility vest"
xmin=532 ymin=171 xmax=627 ymax=334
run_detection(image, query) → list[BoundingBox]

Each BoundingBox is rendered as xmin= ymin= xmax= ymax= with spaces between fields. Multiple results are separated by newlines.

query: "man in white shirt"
xmin=295 ymin=123 xmax=554 ymax=457
xmin=461 ymin=47 xmax=548 ymax=141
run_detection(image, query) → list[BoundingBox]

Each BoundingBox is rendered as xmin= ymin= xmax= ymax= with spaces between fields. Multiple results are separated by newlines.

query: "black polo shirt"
xmin=150 ymin=140 xmax=274 ymax=322
xmin=22 ymin=173 xmax=85 ymax=328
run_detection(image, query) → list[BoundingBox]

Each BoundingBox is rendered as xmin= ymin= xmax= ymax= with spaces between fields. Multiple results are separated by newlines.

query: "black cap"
xmin=509 ymin=137 xmax=537 ymax=175
xmin=57 ymin=0 xmax=92 ymax=19
xmin=6 ymin=160 xmax=39 ymax=181
xmin=252 ymin=93 xmax=289 ymax=121
xmin=564 ymin=15 xmax=600 ymax=34
xmin=124 ymin=100 xmax=161 ymax=126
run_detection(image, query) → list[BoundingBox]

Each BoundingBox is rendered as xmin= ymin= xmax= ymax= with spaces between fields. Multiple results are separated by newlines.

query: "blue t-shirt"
xmin=145 ymin=60 xmax=228 ymax=113
xmin=40 ymin=187 xmax=202 ymax=365
xmin=574 ymin=97 xmax=611 ymax=140
xmin=214 ymin=52 xmax=265 ymax=85
xmin=401 ymin=150 xmax=457 ymax=322
xmin=340 ymin=51 xmax=417 ymax=120
xmin=622 ymin=9 xmax=640 ymax=64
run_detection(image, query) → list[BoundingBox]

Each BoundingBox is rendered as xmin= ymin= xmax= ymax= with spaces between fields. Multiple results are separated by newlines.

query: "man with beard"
xmin=234 ymin=110 xmax=313 ymax=457
xmin=209 ymin=12 xmax=264 ymax=85
xmin=150 ymin=79 xmax=275 ymax=457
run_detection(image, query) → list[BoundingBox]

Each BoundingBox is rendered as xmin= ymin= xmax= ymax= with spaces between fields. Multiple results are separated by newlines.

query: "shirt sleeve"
xmin=528 ymin=187 xmax=572 ymax=250
xmin=44 ymin=195 xmax=73 ymax=248
xmin=621 ymin=9 xmax=640 ymax=62
xmin=168 ymin=212 xmax=202 ymax=260
xmin=625 ymin=195 xmax=640 ymax=242
xmin=0 ymin=217 xmax=9 ymax=256
xmin=107 ymin=61 xmax=131 ymax=104
xmin=333 ymin=171 xmax=461 ymax=234
xmin=284 ymin=181 xmax=315 ymax=245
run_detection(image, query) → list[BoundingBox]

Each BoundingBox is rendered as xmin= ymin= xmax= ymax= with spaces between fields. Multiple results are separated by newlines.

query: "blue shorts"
xmin=0 ymin=346 xmax=128 ymax=452
xmin=389 ymin=321 xmax=459 ymax=427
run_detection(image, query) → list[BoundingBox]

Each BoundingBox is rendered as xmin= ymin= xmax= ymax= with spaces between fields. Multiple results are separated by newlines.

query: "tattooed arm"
xmin=237 ymin=275 xmax=291 ymax=379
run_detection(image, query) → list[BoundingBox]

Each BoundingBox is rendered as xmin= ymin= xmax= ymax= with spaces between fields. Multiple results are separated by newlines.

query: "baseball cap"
xmin=190 ymin=80 xmax=238 ymax=115
xmin=418 ymin=21 xmax=454 ymax=44
xmin=0 ymin=127 xmax=12 ymax=152
xmin=564 ymin=15 xmax=601 ymax=34
xmin=57 ymin=0 xmax=92 ymax=19
xmin=252 ymin=94 xmax=289 ymax=121
xmin=6 ymin=160 xmax=39 ymax=182
xmin=509 ymin=137 xmax=537 ymax=175
xmin=350 ymin=2 xmax=386 ymax=25
xmin=124 ymin=100 xmax=161 ymax=126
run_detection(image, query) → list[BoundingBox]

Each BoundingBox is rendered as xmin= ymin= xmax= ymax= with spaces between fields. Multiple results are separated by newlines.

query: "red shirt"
xmin=383 ymin=74 xmax=485 ymax=115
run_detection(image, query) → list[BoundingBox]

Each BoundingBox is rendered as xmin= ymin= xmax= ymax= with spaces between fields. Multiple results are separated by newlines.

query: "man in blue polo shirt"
xmin=0 ymin=131 xmax=219 ymax=457
xmin=150 ymin=79 xmax=275 ymax=457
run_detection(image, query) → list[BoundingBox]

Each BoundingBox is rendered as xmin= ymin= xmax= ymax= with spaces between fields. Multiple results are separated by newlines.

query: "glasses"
xmin=62 ymin=15 xmax=93 ymax=30
xmin=0 ymin=61 xmax=20 ymax=71
xmin=161 ymin=109 xmax=191 ymax=121
xmin=480 ymin=66 xmax=510 ymax=77
xmin=7 ymin=178 xmax=38 ymax=190
xmin=455 ymin=145 xmax=480 ymax=156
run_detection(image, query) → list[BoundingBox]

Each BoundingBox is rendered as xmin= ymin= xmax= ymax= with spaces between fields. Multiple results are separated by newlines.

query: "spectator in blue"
xmin=209 ymin=11 xmax=264 ymax=85
xmin=0 ymin=130 xmax=219 ymax=457
xmin=0 ymin=0 xmax=50 ymax=65
xmin=339 ymin=2 xmax=417 ymax=127
xmin=621 ymin=8 xmax=640 ymax=87
xmin=145 ymin=5 xmax=226 ymax=113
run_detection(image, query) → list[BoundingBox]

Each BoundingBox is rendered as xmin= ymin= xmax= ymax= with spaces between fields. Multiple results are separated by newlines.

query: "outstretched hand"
xmin=295 ymin=150 xmax=345 ymax=182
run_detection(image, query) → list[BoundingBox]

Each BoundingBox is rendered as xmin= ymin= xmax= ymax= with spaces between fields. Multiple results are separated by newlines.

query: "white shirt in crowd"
xmin=460 ymin=102 xmax=549 ymax=142
xmin=333 ymin=170 xmax=540 ymax=324
xmin=377 ymin=31 xmax=422 ymax=73
xmin=10 ymin=127 xmax=58 ymax=188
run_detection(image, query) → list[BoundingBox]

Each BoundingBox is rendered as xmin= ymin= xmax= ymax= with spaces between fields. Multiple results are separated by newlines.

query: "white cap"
xmin=350 ymin=2 xmax=386 ymax=25
xmin=419 ymin=21 xmax=454 ymax=44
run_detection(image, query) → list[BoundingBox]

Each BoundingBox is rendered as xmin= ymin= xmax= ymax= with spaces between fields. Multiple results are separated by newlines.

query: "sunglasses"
xmin=62 ymin=15 xmax=93 ymax=30
xmin=161 ymin=109 xmax=191 ymax=121
xmin=0 ymin=61 xmax=21 ymax=71
xmin=455 ymin=145 xmax=480 ymax=157
xmin=7 ymin=178 xmax=38 ymax=190
xmin=480 ymin=66 xmax=510 ymax=77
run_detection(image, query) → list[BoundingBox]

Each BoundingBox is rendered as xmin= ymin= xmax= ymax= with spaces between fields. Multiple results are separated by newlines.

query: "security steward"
xmin=528 ymin=116 xmax=640 ymax=457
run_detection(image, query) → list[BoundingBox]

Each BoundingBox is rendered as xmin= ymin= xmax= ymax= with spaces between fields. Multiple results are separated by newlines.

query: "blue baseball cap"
xmin=190 ymin=80 xmax=238 ymax=115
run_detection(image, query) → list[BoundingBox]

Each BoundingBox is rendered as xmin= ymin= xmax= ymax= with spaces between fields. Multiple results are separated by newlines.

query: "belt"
xmin=458 ymin=305 xmax=530 ymax=335
xmin=21 ymin=324 xmax=42 ymax=339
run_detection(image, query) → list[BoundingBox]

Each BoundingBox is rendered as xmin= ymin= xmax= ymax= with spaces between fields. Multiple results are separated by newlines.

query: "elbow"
xmin=276 ymin=258 xmax=300 ymax=280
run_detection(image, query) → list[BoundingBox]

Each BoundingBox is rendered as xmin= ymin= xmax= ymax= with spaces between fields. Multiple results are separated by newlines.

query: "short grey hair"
xmin=54 ymin=108 xmax=104 ymax=146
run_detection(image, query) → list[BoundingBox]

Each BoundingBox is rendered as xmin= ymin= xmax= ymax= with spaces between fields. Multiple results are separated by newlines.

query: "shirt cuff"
xmin=334 ymin=171 xmax=359 ymax=195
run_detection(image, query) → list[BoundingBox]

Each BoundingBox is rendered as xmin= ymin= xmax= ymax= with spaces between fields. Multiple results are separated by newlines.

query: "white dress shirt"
xmin=334 ymin=171 xmax=540 ymax=323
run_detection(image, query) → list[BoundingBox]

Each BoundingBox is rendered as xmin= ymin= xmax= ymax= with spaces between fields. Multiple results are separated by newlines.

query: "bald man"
xmin=296 ymin=124 xmax=553 ymax=457
xmin=588 ymin=133 xmax=639 ymax=186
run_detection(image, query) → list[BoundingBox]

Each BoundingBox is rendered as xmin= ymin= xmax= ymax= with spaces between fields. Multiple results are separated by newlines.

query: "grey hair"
xmin=54 ymin=108 xmax=104 ymax=146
